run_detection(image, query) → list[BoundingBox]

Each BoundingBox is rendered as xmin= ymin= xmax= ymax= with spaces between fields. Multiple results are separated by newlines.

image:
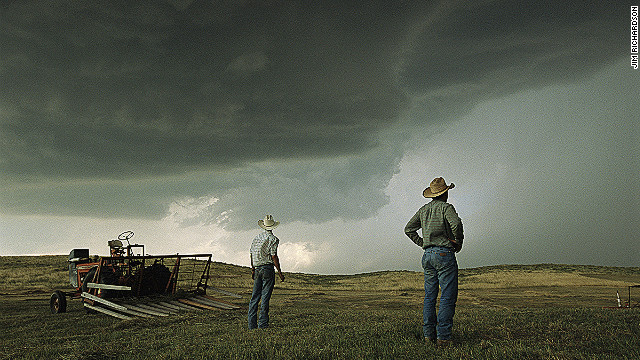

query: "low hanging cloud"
xmin=0 ymin=1 xmax=628 ymax=231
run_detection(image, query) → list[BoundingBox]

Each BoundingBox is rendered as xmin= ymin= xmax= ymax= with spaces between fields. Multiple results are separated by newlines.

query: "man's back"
xmin=250 ymin=231 xmax=279 ymax=267
xmin=405 ymin=199 xmax=464 ymax=249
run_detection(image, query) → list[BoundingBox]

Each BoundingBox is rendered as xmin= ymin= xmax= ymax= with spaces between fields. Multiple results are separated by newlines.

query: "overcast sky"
xmin=1 ymin=1 xmax=638 ymax=274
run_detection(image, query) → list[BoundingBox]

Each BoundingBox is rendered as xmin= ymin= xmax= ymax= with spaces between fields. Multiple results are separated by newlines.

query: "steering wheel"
xmin=118 ymin=231 xmax=134 ymax=241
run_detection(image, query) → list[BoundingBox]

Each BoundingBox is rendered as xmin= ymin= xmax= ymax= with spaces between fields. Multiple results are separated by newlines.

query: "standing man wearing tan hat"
xmin=405 ymin=177 xmax=464 ymax=347
xmin=248 ymin=215 xmax=285 ymax=329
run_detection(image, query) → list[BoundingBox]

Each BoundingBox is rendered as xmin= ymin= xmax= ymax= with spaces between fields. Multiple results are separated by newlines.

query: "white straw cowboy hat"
xmin=258 ymin=215 xmax=280 ymax=230
xmin=423 ymin=177 xmax=455 ymax=198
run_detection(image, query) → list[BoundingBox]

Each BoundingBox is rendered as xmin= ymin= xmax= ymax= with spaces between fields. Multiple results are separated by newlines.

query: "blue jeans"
xmin=422 ymin=247 xmax=458 ymax=340
xmin=248 ymin=264 xmax=275 ymax=329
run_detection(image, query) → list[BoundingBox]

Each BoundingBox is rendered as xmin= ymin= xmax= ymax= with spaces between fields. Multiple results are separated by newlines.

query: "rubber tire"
xmin=81 ymin=266 xmax=120 ymax=313
xmin=50 ymin=290 xmax=67 ymax=314
xmin=81 ymin=267 xmax=98 ymax=313
xmin=81 ymin=267 xmax=97 ymax=294
xmin=81 ymin=266 xmax=120 ymax=298
xmin=148 ymin=263 xmax=171 ymax=294
xmin=135 ymin=263 xmax=171 ymax=296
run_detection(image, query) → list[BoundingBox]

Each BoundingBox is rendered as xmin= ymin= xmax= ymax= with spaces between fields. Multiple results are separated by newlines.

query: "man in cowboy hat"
xmin=248 ymin=215 xmax=285 ymax=329
xmin=404 ymin=177 xmax=464 ymax=347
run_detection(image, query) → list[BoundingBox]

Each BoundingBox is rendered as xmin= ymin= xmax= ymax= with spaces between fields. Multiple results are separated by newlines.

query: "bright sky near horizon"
xmin=1 ymin=1 xmax=638 ymax=274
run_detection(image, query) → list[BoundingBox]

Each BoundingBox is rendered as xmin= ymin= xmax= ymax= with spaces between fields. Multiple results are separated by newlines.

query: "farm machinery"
xmin=50 ymin=231 xmax=240 ymax=319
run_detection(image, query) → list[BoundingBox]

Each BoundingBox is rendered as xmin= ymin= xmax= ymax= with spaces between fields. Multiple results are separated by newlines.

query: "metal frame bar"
xmin=86 ymin=283 xmax=132 ymax=291
xmin=630 ymin=285 xmax=640 ymax=307
xmin=88 ymin=254 xmax=212 ymax=296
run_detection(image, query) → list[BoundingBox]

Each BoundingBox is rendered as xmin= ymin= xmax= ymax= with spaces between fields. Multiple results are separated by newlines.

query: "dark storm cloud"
xmin=0 ymin=0 xmax=628 ymax=226
xmin=1 ymin=0 xmax=408 ymax=179
xmin=399 ymin=1 xmax=624 ymax=91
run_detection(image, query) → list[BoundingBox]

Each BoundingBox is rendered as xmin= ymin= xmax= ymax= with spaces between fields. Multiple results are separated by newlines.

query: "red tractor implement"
xmin=50 ymin=231 xmax=240 ymax=319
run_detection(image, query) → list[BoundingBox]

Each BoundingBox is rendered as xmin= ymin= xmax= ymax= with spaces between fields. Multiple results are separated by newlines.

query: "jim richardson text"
xmin=632 ymin=6 xmax=638 ymax=69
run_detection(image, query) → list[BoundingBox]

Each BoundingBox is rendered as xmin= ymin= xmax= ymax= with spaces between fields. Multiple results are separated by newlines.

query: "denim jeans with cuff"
xmin=422 ymin=246 xmax=458 ymax=341
xmin=248 ymin=264 xmax=275 ymax=329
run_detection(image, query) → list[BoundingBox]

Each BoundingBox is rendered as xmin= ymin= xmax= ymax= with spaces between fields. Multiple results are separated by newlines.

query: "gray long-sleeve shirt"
xmin=404 ymin=199 xmax=464 ymax=249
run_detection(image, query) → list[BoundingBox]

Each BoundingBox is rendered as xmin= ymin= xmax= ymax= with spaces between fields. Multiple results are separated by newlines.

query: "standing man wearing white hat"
xmin=404 ymin=177 xmax=464 ymax=347
xmin=248 ymin=215 xmax=285 ymax=330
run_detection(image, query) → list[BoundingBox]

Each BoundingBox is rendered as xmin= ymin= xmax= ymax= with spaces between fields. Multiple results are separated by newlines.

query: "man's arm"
xmin=250 ymin=253 xmax=255 ymax=279
xmin=404 ymin=210 xmax=424 ymax=247
xmin=272 ymin=254 xmax=285 ymax=282
xmin=445 ymin=205 xmax=464 ymax=252
xmin=448 ymin=238 xmax=462 ymax=253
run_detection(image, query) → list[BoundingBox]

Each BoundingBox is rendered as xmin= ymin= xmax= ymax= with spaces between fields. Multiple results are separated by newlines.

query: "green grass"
xmin=1 ymin=256 xmax=639 ymax=359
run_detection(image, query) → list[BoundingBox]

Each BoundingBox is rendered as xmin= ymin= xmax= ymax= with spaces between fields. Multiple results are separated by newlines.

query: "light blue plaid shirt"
xmin=250 ymin=230 xmax=279 ymax=267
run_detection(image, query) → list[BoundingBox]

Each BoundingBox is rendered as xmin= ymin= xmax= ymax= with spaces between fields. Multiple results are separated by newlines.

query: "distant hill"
xmin=1 ymin=255 xmax=638 ymax=308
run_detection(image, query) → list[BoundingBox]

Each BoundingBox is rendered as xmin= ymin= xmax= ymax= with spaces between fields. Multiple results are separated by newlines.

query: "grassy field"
xmin=1 ymin=256 xmax=639 ymax=359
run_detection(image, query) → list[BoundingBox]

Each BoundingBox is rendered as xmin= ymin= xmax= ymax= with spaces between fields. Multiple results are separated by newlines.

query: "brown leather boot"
xmin=437 ymin=339 xmax=453 ymax=348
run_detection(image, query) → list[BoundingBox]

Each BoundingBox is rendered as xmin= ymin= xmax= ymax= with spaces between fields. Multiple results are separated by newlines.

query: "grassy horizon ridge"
xmin=2 ymin=254 xmax=639 ymax=277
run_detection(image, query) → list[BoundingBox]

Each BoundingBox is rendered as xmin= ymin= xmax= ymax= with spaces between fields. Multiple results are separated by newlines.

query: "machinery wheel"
xmin=81 ymin=266 xmax=122 ymax=313
xmin=81 ymin=267 xmax=98 ymax=294
xmin=50 ymin=290 xmax=67 ymax=314
xmin=149 ymin=263 xmax=171 ymax=294
xmin=81 ymin=267 xmax=98 ymax=313
xmin=81 ymin=266 xmax=120 ymax=298
xmin=135 ymin=263 xmax=171 ymax=295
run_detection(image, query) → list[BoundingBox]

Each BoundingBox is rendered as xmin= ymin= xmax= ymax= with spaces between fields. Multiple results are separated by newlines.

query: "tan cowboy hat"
xmin=258 ymin=215 xmax=280 ymax=230
xmin=423 ymin=177 xmax=455 ymax=198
